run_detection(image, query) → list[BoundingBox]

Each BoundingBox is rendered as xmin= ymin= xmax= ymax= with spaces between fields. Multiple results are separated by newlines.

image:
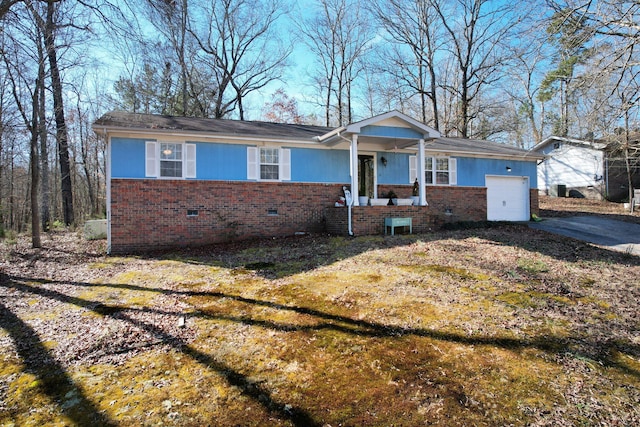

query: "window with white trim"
xmin=260 ymin=147 xmax=280 ymax=180
xmin=145 ymin=141 xmax=196 ymax=179
xmin=410 ymin=155 xmax=457 ymax=185
xmin=160 ymin=143 xmax=183 ymax=177
xmin=247 ymin=146 xmax=291 ymax=181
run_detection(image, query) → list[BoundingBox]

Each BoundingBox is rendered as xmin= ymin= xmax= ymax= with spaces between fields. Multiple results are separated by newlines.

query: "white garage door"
xmin=486 ymin=176 xmax=530 ymax=221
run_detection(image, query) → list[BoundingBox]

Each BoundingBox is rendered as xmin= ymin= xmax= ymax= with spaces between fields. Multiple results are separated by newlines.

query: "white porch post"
xmin=418 ymin=138 xmax=427 ymax=206
xmin=350 ymin=134 xmax=360 ymax=205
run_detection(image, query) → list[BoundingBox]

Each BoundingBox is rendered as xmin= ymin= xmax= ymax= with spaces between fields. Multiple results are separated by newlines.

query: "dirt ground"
xmin=0 ymin=197 xmax=638 ymax=426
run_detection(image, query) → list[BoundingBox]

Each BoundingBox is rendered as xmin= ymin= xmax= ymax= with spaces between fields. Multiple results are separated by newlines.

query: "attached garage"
xmin=486 ymin=176 xmax=530 ymax=221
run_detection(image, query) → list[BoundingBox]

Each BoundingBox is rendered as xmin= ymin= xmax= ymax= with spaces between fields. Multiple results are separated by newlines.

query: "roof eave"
xmin=422 ymin=146 xmax=545 ymax=161
xmin=93 ymin=124 xmax=321 ymax=145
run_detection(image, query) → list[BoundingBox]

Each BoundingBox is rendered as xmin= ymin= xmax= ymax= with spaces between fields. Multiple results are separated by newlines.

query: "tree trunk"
xmin=180 ymin=0 xmax=187 ymax=116
xmin=623 ymin=110 xmax=634 ymax=213
xmin=37 ymin=28 xmax=50 ymax=232
xmin=45 ymin=0 xmax=74 ymax=226
xmin=460 ymin=66 xmax=469 ymax=138
xmin=430 ymin=66 xmax=439 ymax=131
xmin=79 ymin=108 xmax=96 ymax=217
xmin=30 ymin=79 xmax=41 ymax=248
xmin=0 ymin=92 xmax=4 ymax=233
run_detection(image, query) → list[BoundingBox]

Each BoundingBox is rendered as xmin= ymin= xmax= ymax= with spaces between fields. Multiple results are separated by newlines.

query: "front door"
xmin=358 ymin=155 xmax=375 ymax=199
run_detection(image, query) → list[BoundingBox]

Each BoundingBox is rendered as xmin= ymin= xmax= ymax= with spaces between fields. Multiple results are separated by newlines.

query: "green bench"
xmin=384 ymin=217 xmax=412 ymax=235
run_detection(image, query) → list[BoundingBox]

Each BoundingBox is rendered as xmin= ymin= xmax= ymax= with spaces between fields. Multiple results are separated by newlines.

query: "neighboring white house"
xmin=532 ymin=136 xmax=607 ymax=199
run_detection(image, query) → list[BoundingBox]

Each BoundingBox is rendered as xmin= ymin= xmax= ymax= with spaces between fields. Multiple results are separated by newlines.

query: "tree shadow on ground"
xmin=133 ymin=225 xmax=640 ymax=283
xmin=0 ymin=273 xmax=321 ymax=426
xmin=3 ymin=273 xmax=638 ymax=383
xmin=2 ymin=226 xmax=639 ymax=424
xmin=0 ymin=299 xmax=116 ymax=426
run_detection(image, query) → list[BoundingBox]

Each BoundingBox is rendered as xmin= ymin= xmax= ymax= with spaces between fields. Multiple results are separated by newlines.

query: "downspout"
xmin=103 ymin=128 xmax=112 ymax=254
xmin=336 ymin=131 xmax=356 ymax=236
xmin=418 ymin=138 xmax=427 ymax=206
xmin=343 ymin=186 xmax=353 ymax=236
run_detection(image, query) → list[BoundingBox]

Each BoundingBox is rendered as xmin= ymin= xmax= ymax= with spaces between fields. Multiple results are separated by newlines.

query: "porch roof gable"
xmin=315 ymin=110 xmax=441 ymax=146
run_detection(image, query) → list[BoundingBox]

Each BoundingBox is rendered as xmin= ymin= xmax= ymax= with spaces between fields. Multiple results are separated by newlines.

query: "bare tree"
xmin=298 ymin=0 xmax=373 ymax=126
xmin=24 ymin=0 xmax=74 ymax=226
xmin=140 ymin=0 xmax=191 ymax=115
xmin=504 ymin=44 xmax=548 ymax=145
xmin=191 ymin=0 xmax=291 ymax=120
xmin=1 ymin=18 xmax=43 ymax=246
xmin=372 ymin=0 xmax=442 ymax=129
xmin=432 ymin=0 xmax=522 ymax=138
xmin=0 ymin=0 xmax=21 ymax=18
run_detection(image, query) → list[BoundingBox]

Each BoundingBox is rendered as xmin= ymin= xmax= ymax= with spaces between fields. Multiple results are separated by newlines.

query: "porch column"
xmin=418 ymin=138 xmax=427 ymax=206
xmin=350 ymin=134 xmax=360 ymax=205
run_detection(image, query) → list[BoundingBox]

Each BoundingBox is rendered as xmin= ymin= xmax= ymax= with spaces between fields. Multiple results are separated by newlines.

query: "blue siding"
xmin=291 ymin=148 xmax=350 ymax=182
xmin=377 ymin=152 xmax=411 ymax=185
xmin=111 ymin=137 xmax=147 ymax=178
xmin=196 ymin=142 xmax=247 ymax=180
xmin=360 ymin=125 xmax=423 ymax=139
xmin=457 ymin=157 xmax=538 ymax=188
xmin=110 ymin=136 xmax=537 ymax=188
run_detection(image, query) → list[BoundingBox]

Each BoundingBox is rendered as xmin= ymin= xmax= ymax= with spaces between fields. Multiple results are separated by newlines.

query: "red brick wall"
xmin=325 ymin=186 xmax=488 ymax=236
xmin=110 ymin=181 xmax=537 ymax=252
xmin=530 ymin=189 xmax=539 ymax=216
xmin=110 ymin=179 xmax=345 ymax=253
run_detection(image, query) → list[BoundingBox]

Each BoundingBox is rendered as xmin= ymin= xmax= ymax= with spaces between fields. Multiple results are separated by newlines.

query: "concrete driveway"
xmin=529 ymin=216 xmax=640 ymax=255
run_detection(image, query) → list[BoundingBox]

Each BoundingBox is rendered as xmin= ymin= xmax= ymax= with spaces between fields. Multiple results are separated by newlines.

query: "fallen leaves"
xmin=0 ymin=198 xmax=639 ymax=425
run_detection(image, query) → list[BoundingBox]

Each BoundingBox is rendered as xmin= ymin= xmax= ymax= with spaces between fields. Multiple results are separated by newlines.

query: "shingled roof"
xmin=93 ymin=111 xmax=334 ymax=141
xmin=426 ymin=136 xmax=540 ymax=158
xmin=94 ymin=110 xmax=540 ymax=159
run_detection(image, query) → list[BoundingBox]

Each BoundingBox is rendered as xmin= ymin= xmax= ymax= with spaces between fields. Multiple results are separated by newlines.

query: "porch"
xmin=325 ymin=186 xmax=489 ymax=236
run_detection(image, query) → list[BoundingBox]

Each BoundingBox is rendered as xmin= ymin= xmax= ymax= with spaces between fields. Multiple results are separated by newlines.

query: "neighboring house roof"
xmin=94 ymin=110 xmax=541 ymax=160
xmin=531 ymin=135 xmax=607 ymax=152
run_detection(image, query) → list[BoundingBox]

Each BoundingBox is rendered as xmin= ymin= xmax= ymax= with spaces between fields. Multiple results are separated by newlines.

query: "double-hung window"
xmin=260 ymin=147 xmax=280 ymax=180
xmin=247 ymin=146 xmax=291 ymax=181
xmin=160 ymin=143 xmax=183 ymax=178
xmin=145 ymin=141 xmax=196 ymax=179
xmin=410 ymin=155 xmax=457 ymax=185
xmin=428 ymin=157 xmax=452 ymax=185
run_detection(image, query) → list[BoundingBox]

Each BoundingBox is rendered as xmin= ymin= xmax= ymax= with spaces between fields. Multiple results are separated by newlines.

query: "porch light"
xmin=506 ymin=166 xmax=512 ymax=172
xmin=381 ymin=156 xmax=388 ymax=167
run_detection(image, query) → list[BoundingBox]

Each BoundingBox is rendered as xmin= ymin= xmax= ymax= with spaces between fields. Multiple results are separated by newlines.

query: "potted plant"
xmin=370 ymin=190 xmax=391 ymax=206
xmin=411 ymin=178 xmax=420 ymax=205
xmin=388 ymin=189 xmax=413 ymax=206
xmin=386 ymin=190 xmax=397 ymax=205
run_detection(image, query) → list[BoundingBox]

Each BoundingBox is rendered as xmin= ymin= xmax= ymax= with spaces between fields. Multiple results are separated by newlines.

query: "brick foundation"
xmin=325 ymin=186 xmax=488 ymax=236
xmin=110 ymin=179 xmax=344 ymax=253
xmin=110 ymin=180 xmax=539 ymax=253
xmin=530 ymin=189 xmax=539 ymax=216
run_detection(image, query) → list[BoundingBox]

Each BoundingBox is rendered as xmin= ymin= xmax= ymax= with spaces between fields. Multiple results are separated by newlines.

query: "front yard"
xmin=1 ymin=198 xmax=639 ymax=426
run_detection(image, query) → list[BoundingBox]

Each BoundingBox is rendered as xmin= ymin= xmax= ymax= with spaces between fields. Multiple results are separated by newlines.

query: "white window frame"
xmin=145 ymin=141 xmax=196 ymax=179
xmin=260 ymin=147 xmax=280 ymax=180
xmin=410 ymin=155 xmax=457 ymax=186
xmin=247 ymin=146 xmax=291 ymax=181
